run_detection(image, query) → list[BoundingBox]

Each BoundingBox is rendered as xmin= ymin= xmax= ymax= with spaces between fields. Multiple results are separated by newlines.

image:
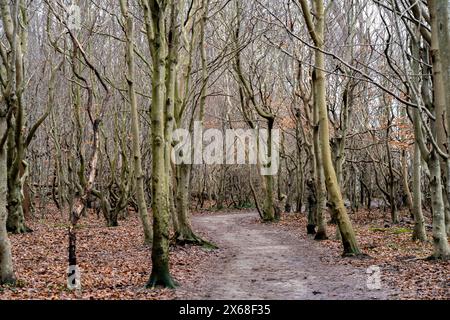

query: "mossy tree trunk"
xmin=164 ymin=0 xmax=179 ymax=235
xmin=426 ymin=0 xmax=450 ymax=259
xmin=4 ymin=0 xmax=55 ymax=234
xmin=428 ymin=149 xmax=450 ymax=258
xmin=175 ymin=163 xmax=199 ymax=242
xmin=0 ymin=116 xmax=15 ymax=285
xmin=0 ymin=0 xmax=30 ymax=284
xmin=1 ymin=0 xmax=32 ymax=234
xmin=142 ymin=0 xmax=177 ymax=288
xmin=299 ymin=0 xmax=361 ymax=255
xmin=437 ymin=0 xmax=450 ymax=236
xmin=120 ymin=0 xmax=153 ymax=244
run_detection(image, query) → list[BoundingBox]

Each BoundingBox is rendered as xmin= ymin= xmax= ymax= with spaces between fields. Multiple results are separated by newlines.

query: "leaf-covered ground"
xmin=1 ymin=207 xmax=448 ymax=300
xmin=0 ymin=208 xmax=219 ymax=300
xmin=277 ymin=209 xmax=450 ymax=300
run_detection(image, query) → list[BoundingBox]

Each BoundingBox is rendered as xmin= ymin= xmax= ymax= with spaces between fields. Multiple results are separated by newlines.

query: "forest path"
xmin=177 ymin=212 xmax=392 ymax=300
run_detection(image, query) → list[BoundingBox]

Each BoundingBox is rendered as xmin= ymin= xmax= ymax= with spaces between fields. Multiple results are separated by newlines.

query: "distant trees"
xmin=233 ymin=0 xmax=278 ymax=222
xmin=377 ymin=0 xmax=450 ymax=259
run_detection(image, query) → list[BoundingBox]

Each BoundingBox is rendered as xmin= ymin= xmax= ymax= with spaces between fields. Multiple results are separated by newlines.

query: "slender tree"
xmin=120 ymin=0 xmax=153 ymax=244
xmin=298 ymin=0 xmax=361 ymax=255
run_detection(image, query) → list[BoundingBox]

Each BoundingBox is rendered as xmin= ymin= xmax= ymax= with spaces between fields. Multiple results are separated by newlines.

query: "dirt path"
xmin=178 ymin=212 xmax=392 ymax=300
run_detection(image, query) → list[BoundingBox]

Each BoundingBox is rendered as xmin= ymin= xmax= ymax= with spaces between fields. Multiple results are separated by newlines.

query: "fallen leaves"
xmin=1 ymin=206 xmax=448 ymax=300
xmin=277 ymin=209 xmax=450 ymax=300
xmin=0 ymin=207 xmax=216 ymax=300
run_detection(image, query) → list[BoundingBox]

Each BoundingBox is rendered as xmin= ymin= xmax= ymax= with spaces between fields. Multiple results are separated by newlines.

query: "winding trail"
xmin=178 ymin=212 xmax=392 ymax=300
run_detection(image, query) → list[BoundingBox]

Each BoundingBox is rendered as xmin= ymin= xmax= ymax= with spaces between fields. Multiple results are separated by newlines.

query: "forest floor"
xmin=177 ymin=212 xmax=391 ymax=299
xmin=0 ymin=209 xmax=219 ymax=299
xmin=0 ymin=207 xmax=448 ymax=299
xmin=178 ymin=209 xmax=449 ymax=300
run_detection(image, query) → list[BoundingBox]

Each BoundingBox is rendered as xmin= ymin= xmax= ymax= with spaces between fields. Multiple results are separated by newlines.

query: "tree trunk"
xmin=312 ymin=70 xmax=327 ymax=240
xmin=2 ymin=0 xmax=29 ymax=234
xmin=437 ymin=1 xmax=450 ymax=236
xmin=262 ymin=174 xmax=275 ymax=221
xmin=412 ymin=138 xmax=426 ymax=241
xmin=259 ymin=122 xmax=276 ymax=222
xmin=428 ymin=150 xmax=450 ymax=258
xmin=401 ymin=150 xmax=413 ymax=214
xmin=6 ymin=175 xmax=29 ymax=233
xmin=427 ymin=0 xmax=450 ymax=259
xmin=0 ymin=117 xmax=15 ymax=285
xmin=174 ymin=163 xmax=199 ymax=242
xmin=120 ymin=0 xmax=152 ymax=244
xmin=143 ymin=0 xmax=176 ymax=288
xmin=410 ymin=27 xmax=427 ymax=242
xmin=385 ymin=106 xmax=398 ymax=224
xmin=299 ymin=0 xmax=361 ymax=255
xmin=164 ymin=0 xmax=179 ymax=235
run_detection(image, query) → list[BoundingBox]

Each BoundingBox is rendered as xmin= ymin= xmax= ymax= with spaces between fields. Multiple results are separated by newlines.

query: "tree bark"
xmin=299 ymin=0 xmax=361 ymax=255
xmin=427 ymin=0 xmax=450 ymax=259
xmin=412 ymin=137 xmax=426 ymax=241
xmin=428 ymin=150 xmax=450 ymax=258
xmin=436 ymin=0 xmax=450 ymax=236
xmin=143 ymin=0 xmax=177 ymax=288
xmin=410 ymin=37 xmax=427 ymax=242
xmin=0 ymin=117 xmax=15 ymax=285
xmin=312 ymin=70 xmax=327 ymax=240
xmin=120 ymin=0 xmax=153 ymax=244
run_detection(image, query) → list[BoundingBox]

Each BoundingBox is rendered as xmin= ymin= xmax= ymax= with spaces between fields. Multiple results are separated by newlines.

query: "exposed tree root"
xmin=262 ymin=217 xmax=277 ymax=223
xmin=0 ymin=276 xmax=16 ymax=286
xmin=341 ymin=252 xmax=370 ymax=259
xmin=146 ymin=272 xmax=178 ymax=289
xmin=173 ymin=231 xmax=218 ymax=249
xmin=424 ymin=254 xmax=450 ymax=261
xmin=6 ymin=224 xmax=33 ymax=234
